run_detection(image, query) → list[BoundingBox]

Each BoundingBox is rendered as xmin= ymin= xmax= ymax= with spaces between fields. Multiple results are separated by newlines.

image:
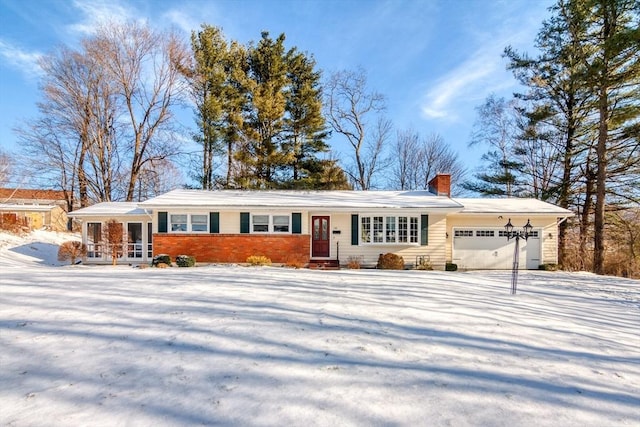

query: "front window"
xmin=127 ymin=223 xmax=143 ymax=258
xmin=191 ymin=214 xmax=208 ymax=232
xmin=168 ymin=213 xmax=208 ymax=233
xmin=273 ymin=215 xmax=290 ymax=233
xmin=251 ymin=214 xmax=291 ymax=233
xmin=361 ymin=215 xmax=419 ymax=244
xmin=373 ymin=216 xmax=384 ymax=243
xmin=386 ymin=216 xmax=396 ymax=243
xmin=361 ymin=217 xmax=371 ymax=243
xmin=170 ymin=214 xmax=187 ymax=232
xmin=87 ymin=222 xmax=102 ymax=258
xmin=252 ymin=215 xmax=269 ymax=232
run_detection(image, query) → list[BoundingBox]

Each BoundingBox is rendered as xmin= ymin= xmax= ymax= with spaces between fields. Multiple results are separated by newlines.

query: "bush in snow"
xmin=57 ymin=241 xmax=87 ymax=265
xmin=152 ymin=254 xmax=172 ymax=267
xmin=246 ymin=255 xmax=271 ymax=266
xmin=445 ymin=262 xmax=458 ymax=271
xmin=377 ymin=253 xmax=404 ymax=270
xmin=347 ymin=256 xmax=362 ymax=269
xmin=176 ymin=255 xmax=196 ymax=267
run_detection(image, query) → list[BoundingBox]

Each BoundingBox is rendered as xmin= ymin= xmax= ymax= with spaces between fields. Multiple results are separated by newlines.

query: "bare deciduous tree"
xmin=0 ymin=149 xmax=12 ymax=187
xmin=325 ymin=68 xmax=391 ymax=190
xmin=16 ymin=21 xmax=189 ymax=205
xmin=392 ymin=130 xmax=466 ymax=193
xmin=90 ymin=22 xmax=190 ymax=201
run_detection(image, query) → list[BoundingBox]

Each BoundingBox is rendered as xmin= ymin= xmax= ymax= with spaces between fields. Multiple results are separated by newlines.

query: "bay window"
xmin=360 ymin=215 xmax=419 ymax=244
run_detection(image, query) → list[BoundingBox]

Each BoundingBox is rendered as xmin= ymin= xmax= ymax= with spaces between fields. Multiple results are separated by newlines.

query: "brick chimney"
xmin=428 ymin=174 xmax=451 ymax=197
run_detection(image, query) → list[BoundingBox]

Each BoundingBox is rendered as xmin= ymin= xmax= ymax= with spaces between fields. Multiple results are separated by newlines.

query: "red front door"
xmin=312 ymin=216 xmax=330 ymax=258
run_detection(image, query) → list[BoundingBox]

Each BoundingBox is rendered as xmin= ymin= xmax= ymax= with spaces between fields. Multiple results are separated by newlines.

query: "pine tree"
xmin=582 ymin=0 xmax=640 ymax=274
xmin=190 ymin=25 xmax=228 ymax=189
xmin=282 ymin=49 xmax=330 ymax=187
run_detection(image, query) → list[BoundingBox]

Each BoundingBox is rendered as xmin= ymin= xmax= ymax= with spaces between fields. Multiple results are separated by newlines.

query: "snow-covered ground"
xmin=1 ymin=231 xmax=639 ymax=426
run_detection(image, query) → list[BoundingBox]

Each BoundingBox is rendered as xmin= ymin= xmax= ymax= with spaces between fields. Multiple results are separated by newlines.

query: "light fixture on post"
xmin=504 ymin=218 xmax=533 ymax=294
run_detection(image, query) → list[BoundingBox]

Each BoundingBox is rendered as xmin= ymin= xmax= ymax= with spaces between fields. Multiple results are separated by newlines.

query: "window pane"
xmin=386 ymin=217 xmax=396 ymax=243
xmin=147 ymin=222 xmax=153 ymax=258
xmin=361 ymin=217 xmax=371 ymax=243
xmin=398 ymin=217 xmax=408 ymax=243
xmin=170 ymin=214 xmax=187 ymax=232
xmin=191 ymin=214 xmax=208 ymax=232
xmin=273 ymin=215 xmax=290 ymax=232
xmin=253 ymin=215 xmax=269 ymax=232
xmin=87 ymin=222 xmax=102 ymax=258
xmin=127 ymin=223 xmax=143 ymax=258
xmin=373 ymin=216 xmax=383 ymax=243
xmin=87 ymin=222 xmax=102 ymax=243
xmin=410 ymin=217 xmax=418 ymax=243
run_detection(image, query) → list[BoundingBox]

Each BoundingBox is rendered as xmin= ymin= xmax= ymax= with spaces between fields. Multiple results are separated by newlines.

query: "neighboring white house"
xmin=68 ymin=175 xmax=574 ymax=269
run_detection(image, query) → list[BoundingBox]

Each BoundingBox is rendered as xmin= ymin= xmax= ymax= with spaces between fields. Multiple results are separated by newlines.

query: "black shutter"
xmin=292 ymin=213 xmax=302 ymax=234
xmin=351 ymin=214 xmax=359 ymax=245
xmin=158 ymin=212 xmax=168 ymax=233
xmin=210 ymin=212 xmax=219 ymax=234
xmin=240 ymin=212 xmax=250 ymax=233
xmin=420 ymin=214 xmax=428 ymax=246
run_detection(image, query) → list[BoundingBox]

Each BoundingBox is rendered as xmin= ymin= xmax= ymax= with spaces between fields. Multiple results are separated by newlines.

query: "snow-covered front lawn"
xmin=1 ymin=231 xmax=639 ymax=426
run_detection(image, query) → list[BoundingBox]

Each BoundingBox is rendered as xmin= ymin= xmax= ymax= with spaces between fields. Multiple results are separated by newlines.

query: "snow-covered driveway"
xmin=1 ymin=234 xmax=638 ymax=426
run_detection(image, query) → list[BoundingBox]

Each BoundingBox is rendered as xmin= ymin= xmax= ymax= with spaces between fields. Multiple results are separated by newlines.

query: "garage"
xmin=452 ymin=227 xmax=541 ymax=270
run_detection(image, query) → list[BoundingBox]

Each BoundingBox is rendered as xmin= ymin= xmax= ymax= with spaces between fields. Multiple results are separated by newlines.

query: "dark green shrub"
xmin=445 ymin=263 xmax=458 ymax=271
xmin=176 ymin=255 xmax=196 ymax=267
xmin=152 ymin=254 xmax=172 ymax=267
xmin=538 ymin=263 xmax=557 ymax=271
xmin=377 ymin=253 xmax=405 ymax=270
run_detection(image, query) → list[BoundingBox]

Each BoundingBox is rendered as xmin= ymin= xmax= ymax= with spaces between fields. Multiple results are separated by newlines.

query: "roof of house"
xmin=451 ymin=198 xmax=574 ymax=216
xmin=0 ymin=188 xmax=66 ymax=202
xmin=0 ymin=204 xmax=60 ymax=212
xmin=138 ymin=189 xmax=465 ymax=211
xmin=67 ymin=202 xmax=149 ymax=217
xmin=67 ymin=191 xmax=574 ymax=218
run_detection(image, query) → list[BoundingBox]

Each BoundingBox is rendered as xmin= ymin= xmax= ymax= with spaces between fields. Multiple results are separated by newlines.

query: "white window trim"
xmin=250 ymin=213 xmax=292 ymax=234
xmin=168 ymin=212 xmax=209 ymax=233
xmin=360 ymin=214 xmax=420 ymax=245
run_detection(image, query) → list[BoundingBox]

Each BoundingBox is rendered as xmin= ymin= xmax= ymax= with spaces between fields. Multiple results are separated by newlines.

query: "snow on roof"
xmin=68 ymin=202 xmax=149 ymax=217
xmin=0 ymin=204 xmax=59 ymax=212
xmin=0 ymin=188 xmax=66 ymax=201
xmin=451 ymin=198 xmax=574 ymax=216
xmin=139 ymin=189 xmax=465 ymax=210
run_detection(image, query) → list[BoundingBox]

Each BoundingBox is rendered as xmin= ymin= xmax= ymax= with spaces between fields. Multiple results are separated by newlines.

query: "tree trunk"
xmin=593 ymin=89 xmax=608 ymax=275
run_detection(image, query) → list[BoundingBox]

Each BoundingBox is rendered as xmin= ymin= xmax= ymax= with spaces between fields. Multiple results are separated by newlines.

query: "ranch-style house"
xmin=68 ymin=174 xmax=573 ymax=270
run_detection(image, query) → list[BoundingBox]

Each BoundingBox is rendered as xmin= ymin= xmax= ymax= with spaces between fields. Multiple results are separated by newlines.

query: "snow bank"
xmin=0 ymin=230 xmax=80 ymax=267
xmin=0 ymin=232 xmax=638 ymax=426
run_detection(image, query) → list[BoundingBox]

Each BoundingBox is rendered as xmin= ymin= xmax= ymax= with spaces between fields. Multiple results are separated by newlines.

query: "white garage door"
xmin=452 ymin=228 xmax=540 ymax=270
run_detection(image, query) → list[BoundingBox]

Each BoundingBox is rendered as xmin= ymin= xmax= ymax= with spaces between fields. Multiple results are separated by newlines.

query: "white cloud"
xmin=67 ymin=0 xmax=137 ymax=35
xmin=419 ymin=2 xmax=548 ymax=122
xmin=421 ymin=50 xmax=499 ymax=120
xmin=162 ymin=9 xmax=200 ymax=36
xmin=0 ymin=39 xmax=43 ymax=80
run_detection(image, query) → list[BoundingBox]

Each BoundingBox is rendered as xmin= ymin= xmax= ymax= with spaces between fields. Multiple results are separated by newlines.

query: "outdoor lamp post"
xmin=504 ymin=218 xmax=533 ymax=294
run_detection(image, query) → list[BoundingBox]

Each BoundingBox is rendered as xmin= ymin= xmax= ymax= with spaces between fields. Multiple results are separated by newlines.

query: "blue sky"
xmin=0 ymin=0 xmax=554 ymax=183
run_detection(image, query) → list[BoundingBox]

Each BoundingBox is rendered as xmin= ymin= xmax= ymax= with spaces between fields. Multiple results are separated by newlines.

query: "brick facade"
xmin=427 ymin=174 xmax=451 ymax=197
xmin=153 ymin=234 xmax=311 ymax=264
